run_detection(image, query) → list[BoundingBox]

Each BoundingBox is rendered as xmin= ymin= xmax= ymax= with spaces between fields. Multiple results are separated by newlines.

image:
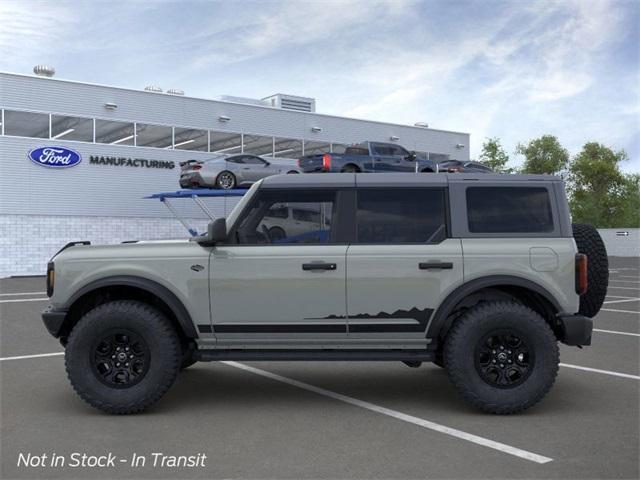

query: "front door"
xmin=346 ymin=187 xmax=463 ymax=341
xmin=210 ymin=188 xmax=349 ymax=341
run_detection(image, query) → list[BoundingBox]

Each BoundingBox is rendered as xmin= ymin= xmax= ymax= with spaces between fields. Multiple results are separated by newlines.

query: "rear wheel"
xmin=444 ymin=301 xmax=559 ymax=414
xmin=341 ymin=164 xmax=359 ymax=173
xmin=216 ymin=171 xmax=236 ymax=189
xmin=572 ymin=223 xmax=608 ymax=317
xmin=65 ymin=300 xmax=181 ymax=414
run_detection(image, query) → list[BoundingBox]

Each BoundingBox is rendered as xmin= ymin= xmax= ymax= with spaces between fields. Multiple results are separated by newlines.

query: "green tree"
xmin=479 ymin=137 xmax=513 ymax=173
xmin=568 ymin=142 xmax=638 ymax=228
xmin=517 ymin=135 xmax=569 ymax=175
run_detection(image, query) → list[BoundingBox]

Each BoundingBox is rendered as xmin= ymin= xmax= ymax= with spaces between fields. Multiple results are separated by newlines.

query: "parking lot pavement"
xmin=1 ymin=258 xmax=639 ymax=479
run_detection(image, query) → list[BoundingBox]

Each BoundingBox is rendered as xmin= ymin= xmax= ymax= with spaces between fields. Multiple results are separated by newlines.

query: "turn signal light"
xmin=575 ymin=254 xmax=588 ymax=295
xmin=322 ymin=154 xmax=332 ymax=172
xmin=46 ymin=262 xmax=55 ymax=297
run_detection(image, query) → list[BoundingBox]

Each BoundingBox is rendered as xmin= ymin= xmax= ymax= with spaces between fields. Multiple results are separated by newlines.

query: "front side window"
xmin=356 ymin=189 xmax=447 ymax=243
xmin=235 ymin=190 xmax=335 ymax=244
xmin=466 ymin=187 xmax=554 ymax=233
xmin=241 ymin=155 xmax=267 ymax=165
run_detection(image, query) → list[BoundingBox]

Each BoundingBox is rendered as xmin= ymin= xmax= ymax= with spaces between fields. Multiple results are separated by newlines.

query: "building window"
xmin=51 ymin=114 xmax=93 ymax=142
xmin=356 ymin=189 xmax=446 ymax=243
xmin=273 ymin=137 xmax=303 ymax=159
xmin=466 ymin=187 xmax=554 ymax=233
xmin=243 ymin=134 xmax=274 ymax=156
xmin=95 ymin=119 xmax=135 ymax=145
xmin=173 ymin=127 xmax=208 ymax=151
xmin=3 ymin=110 xmax=49 ymax=138
xmin=303 ymin=141 xmax=331 ymax=155
xmin=135 ymin=123 xmax=173 ymax=148
xmin=331 ymin=143 xmax=348 ymax=154
xmin=210 ymin=131 xmax=243 ymax=154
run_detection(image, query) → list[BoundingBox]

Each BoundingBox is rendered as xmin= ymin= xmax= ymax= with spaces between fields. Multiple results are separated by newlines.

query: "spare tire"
xmin=572 ymin=223 xmax=608 ymax=317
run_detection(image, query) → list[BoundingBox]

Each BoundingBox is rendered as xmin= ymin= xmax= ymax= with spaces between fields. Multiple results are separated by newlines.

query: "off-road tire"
xmin=180 ymin=349 xmax=197 ymax=370
xmin=444 ymin=301 xmax=559 ymax=414
xmin=572 ymin=223 xmax=608 ymax=318
xmin=65 ymin=300 xmax=181 ymax=414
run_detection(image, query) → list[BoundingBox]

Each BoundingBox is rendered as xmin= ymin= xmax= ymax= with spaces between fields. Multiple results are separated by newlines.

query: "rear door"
xmin=346 ymin=185 xmax=463 ymax=341
xmin=210 ymin=188 xmax=350 ymax=340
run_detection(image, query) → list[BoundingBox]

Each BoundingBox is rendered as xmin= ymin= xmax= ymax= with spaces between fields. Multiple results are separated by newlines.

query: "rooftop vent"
xmin=144 ymin=85 xmax=163 ymax=93
xmin=414 ymin=122 xmax=429 ymax=128
xmin=167 ymin=89 xmax=184 ymax=95
xmin=262 ymin=94 xmax=316 ymax=113
xmin=33 ymin=65 xmax=55 ymax=77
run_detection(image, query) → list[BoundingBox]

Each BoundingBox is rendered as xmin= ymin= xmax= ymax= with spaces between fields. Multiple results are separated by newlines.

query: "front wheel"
xmin=65 ymin=300 xmax=181 ymax=414
xmin=444 ymin=301 xmax=559 ymax=414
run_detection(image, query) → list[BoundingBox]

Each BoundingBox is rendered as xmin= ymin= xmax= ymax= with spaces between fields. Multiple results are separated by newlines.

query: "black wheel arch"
xmin=60 ymin=276 xmax=198 ymax=342
xmin=427 ymin=275 xmax=561 ymax=341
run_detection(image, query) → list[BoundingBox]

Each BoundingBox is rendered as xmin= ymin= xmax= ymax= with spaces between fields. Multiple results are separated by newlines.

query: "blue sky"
xmin=1 ymin=0 xmax=638 ymax=171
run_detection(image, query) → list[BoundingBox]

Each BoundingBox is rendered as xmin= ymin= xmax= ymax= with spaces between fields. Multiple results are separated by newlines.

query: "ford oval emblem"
xmin=28 ymin=146 xmax=82 ymax=168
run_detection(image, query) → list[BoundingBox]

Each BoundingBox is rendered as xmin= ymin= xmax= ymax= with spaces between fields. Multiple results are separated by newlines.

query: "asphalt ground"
xmin=1 ymin=257 xmax=638 ymax=479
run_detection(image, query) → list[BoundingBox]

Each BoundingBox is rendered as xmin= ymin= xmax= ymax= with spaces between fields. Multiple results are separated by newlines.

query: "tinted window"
xmin=345 ymin=147 xmax=369 ymax=156
xmin=242 ymin=155 xmax=266 ymax=165
xmin=236 ymin=190 xmax=335 ymax=244
xmin=51 ymin=114 xmax=93 ymax=142
xmin=466 ymin=187 xmax=554 ymax=233
xmin=226 ymin=156 xmax=244 ymax=164
xmin=356 ymin=189 xmax=446 ymax=243
xmin=95 ymin=119 xmax=135 ymax=145
xmin=4 ymin=110 xmax=49 ymax=138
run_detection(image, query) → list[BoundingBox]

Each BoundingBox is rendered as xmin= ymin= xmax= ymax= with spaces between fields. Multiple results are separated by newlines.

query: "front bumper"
xmin=42 ymin=305 xmax=68 ymax=338
xmin=557 ymin=314 xmax=593 ymax=346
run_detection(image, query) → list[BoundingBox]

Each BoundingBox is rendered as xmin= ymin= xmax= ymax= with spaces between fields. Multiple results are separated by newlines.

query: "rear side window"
xmin=356 ymin=189 xmax=447 ymax=243
xmin=466 ymin=187 xmax=553 ymax=233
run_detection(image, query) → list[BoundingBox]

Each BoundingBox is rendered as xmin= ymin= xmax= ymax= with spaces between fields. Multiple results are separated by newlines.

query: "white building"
xmin=0 ymin=70 xmax=470 ymax=277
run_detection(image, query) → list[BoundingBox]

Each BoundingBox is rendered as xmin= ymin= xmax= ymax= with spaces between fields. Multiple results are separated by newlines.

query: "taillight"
xmin=192 ymin=165 xmax=202 ymax=170
xmin=46 ymin=262 xmax=55 ymax=297
xmin=575 ymin=253 xmax=588 ymax=295
xmin=448 ymin=167 xmax=463 ymax=173
xmin=322 ymin=154 xmax=332 ymax=171
xmin=297 ymin=159 xmax=302 ymax=167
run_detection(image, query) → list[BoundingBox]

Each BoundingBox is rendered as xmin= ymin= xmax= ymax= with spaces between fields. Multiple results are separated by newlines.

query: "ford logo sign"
xmin=28 ymin=146 xmax=82 ymax=168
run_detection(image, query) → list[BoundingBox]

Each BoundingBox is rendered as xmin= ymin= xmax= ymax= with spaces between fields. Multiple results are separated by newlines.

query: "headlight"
xmin=46 ymin=262 xmax=55 ymax=297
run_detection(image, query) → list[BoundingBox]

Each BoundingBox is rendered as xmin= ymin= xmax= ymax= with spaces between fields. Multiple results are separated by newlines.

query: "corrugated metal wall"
xmin=0 ymin=72 xmax=470 ymax=219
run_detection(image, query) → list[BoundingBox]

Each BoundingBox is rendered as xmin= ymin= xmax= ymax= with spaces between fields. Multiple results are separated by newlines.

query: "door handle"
xmin=419 ymin=262 xmax=453 ymax=270
xmin=302 ymin=262 xmax=337 ymax=271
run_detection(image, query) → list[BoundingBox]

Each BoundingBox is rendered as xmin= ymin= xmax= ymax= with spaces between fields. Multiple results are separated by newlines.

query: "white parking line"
xmin=0 ymin=297 xmax=49 ymax=304
xmin=603 ymin=298 xmax=640 ymax=305
xmin=0 ymin=292 xmax=46 ymax=296
xmin=593 ymin=328 xmax=640 ymax=338
xmin=607 ymin=285 xmax=640 ymax=291
xmin=606 ymin=295 xmax=637 ymax=299
xmin=223 ymin=361 xmax=553 ymax=464
xmin=560 ymin=363 xmax=640 ymax=380
xmin=608 ymin=279 xmax=640 ymax=284
xmin=601 ymin=308 xmax=640 ymax=314
xmin=616 ymin=275 xmax=640 ymax=280
xmin=0 ymin=352 xmax=63 ymax=361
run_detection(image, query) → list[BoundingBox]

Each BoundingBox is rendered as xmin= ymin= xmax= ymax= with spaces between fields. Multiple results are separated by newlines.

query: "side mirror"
xmin=407 ymin=151 xmax=417 ymax=161
xmin=208 ymin=218 xmax=227 ymax=243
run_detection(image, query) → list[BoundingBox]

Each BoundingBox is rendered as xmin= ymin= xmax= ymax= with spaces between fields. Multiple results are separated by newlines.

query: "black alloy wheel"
xmin=92 ymin=330 xmax=150 ymax=388
xmin=475 ymin=330 xmax=533 ymax=388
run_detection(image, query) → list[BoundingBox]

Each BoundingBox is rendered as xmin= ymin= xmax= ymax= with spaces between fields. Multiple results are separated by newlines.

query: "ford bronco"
xmin=42 ymin=173 xmax=608 ymax=414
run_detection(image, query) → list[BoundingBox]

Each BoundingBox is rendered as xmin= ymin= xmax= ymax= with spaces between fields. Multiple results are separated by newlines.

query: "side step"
xmin=194 ymin=349 xmax=435 ymax=362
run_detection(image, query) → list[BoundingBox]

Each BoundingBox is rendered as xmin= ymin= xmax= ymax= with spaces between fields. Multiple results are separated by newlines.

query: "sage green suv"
xmin=42 ymin=173 xmax=608 ymax=414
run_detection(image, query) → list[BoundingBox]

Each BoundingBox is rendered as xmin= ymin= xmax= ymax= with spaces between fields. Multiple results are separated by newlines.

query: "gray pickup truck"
xmin=42 ymin=173 xmax=608 ymax=414
xmin=298 ymin=141 xmax=438 ymax=173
